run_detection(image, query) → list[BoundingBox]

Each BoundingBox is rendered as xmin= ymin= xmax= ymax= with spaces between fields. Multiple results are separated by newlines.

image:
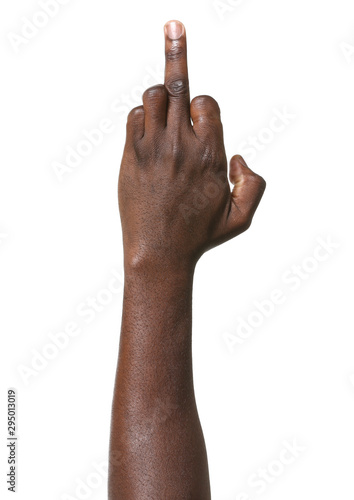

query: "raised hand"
xmin=119 ymin=20 xmax=265 ymax=273
xmin=110 ymin=21 xmax=266 ymax=500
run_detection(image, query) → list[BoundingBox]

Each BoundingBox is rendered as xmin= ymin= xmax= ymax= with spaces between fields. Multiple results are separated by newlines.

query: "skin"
xmin=109 ymin=20 xmax=266 ymax=500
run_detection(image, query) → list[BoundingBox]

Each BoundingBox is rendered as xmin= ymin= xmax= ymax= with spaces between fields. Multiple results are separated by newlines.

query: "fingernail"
xmin=165 ymin=20 xmax=184 ymax=40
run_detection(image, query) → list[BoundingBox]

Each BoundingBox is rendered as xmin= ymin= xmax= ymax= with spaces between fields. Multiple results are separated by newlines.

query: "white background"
xmin=1 ymin=0 xmax=354 ymax=499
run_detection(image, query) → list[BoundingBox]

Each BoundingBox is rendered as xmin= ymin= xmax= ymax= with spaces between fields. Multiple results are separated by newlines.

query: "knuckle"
xmin=127 ymin=106 xmax=144 ymax=122
xmin=201 ymin=146 xmax=214 ymax=165
xmin=240 ymin=217 xmax=252 ymax=232
xmin=252 ymin=173 xmax=267 ymax=193
xmin=258 ymin=175 xmax=267 ymax=191
xmin=165 ymin=77 xmax=189 ymax=96
xmin=166 ymin=45 xmax=184 ymax=62
xmin=143 ymin=84 xmax=165 ymax=101
xmin=193 ymin=95 xmax=220 ymax=111
xmin=246 ymin=172 xmax=266 ymax=191
xmin=200 ymin=145 xmax=224 ymax=167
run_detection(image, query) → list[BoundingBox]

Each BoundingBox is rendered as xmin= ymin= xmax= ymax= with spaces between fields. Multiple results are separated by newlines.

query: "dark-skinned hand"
xmin=119 ymin=20 xmax=266 ymax=272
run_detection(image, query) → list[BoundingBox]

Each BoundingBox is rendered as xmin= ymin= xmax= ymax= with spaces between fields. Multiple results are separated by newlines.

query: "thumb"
xmin=225 ymin=155 xmax=266 ymax=236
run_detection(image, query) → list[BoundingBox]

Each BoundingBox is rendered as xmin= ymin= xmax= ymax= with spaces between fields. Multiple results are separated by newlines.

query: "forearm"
xmin=108 ymin=263 xmax=211 ymax=499
xmin=109 ymin=18 xmax=265 ymax=499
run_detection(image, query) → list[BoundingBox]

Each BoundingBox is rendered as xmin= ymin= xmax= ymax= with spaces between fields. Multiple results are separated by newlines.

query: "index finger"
xmin=164 ymin=20 xmax=190 ymax=128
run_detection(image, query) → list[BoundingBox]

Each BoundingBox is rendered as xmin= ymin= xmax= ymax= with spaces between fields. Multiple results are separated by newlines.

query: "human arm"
xmin=108 ymin=20 xmax=266 ymax=499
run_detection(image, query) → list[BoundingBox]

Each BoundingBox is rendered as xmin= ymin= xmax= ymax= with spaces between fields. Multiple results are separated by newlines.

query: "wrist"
xmin=123 ymin=252 xmax=196 ymax=283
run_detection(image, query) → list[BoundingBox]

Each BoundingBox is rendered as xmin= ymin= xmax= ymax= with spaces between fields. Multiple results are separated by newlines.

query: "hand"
xmin=118 ymin=20 xmax=266 ymax=272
